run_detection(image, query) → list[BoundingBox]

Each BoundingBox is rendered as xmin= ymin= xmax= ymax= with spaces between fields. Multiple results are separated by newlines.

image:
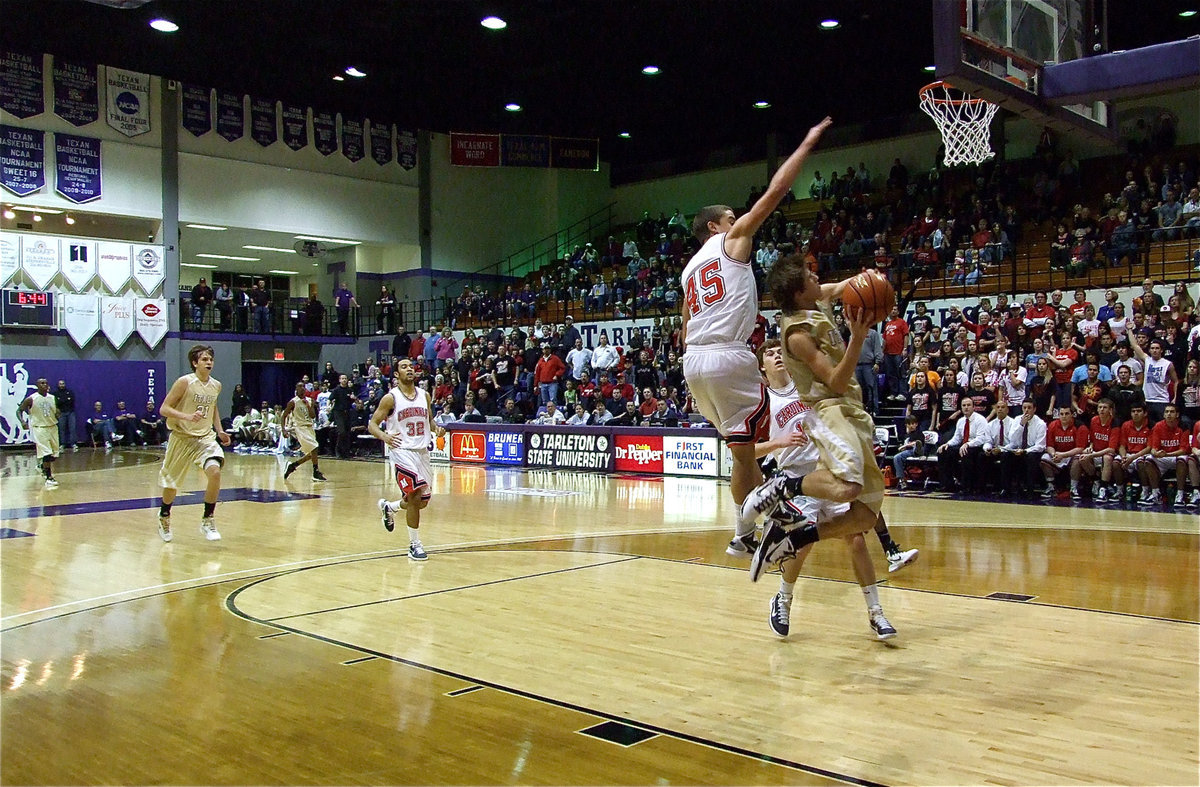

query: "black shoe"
xmin=725 ymin=532 xmax=760 ymax=558
xmin=283 ymin=462 xmax=297 ymax=480
xmin=312 ymin=469 xmax=326 ymax=482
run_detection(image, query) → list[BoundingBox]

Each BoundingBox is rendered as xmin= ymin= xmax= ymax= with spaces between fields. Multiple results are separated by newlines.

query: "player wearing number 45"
xmin=156 ymin=344 xmax=231 ymax=544
xmin=368 ymin=358 xmax=446 ymax=561
xmin=680 ymin=116 xmax=832 ymax=560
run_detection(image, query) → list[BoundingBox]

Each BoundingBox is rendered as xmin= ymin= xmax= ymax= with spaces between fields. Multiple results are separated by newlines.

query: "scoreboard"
xmin=1 ymin=289 xmax=56 ymax=327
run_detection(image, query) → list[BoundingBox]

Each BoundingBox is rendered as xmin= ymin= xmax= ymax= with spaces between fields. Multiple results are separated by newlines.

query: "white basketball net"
xmin=919 ymin=82 xmax=999 ymax=167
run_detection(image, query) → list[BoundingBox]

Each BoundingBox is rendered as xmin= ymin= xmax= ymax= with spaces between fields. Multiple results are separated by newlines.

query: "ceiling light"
xmin=293 ymin=234 xmax=361 ymax=246
xmin=32 ymin=214 xmax=42 ymax=222
xmin=332 ymin=75 xmax=345 ymax=81
xmin=243 ymin=244 xmax=300 ymax=253
xmin=924 ymin=65 xmax=937 ymax=72
xmin=344 ymin=66 xmax=366 ymax=78
xmin=65 ymin=214 xmax=76 ymax=225
xmin=268 ymin=269 xmax=298 ymax=275
xmin=1179 ymin=9 xmax=1197 ymax=17
xmin=819 ymin=19 xmax=841 ymax=29
xmin=2 ymin=209 xmax=14 ymax=219
xmin=11 ymin=206 xmax=63 ymax=214
xmin=148 ymin=18 xmax=178 ymax=32
xmin=505 ymin=102 xmax=522 ymax=112
xmin=618 ymin=132 xmax=631 ymax=139
xmin=641 ymin=65 xmax=661 ymax=75
xmin=195 ymin=253 xmax=261 ymax=261
xmin=185 ymin=223 xmax=227 ymax=231
xmin=753 ymin=101 xmax=771 ymax=109
xmin=480 ymin=15 xmax=507 ymax=30
xmin=181 ymin=262 xmax=218 ymax=269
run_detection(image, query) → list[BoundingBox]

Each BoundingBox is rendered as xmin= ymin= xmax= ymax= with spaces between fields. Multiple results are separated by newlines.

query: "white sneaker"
xmin=869 ymin=606 xmax=897 ymax=640
xmin=1138 ymin=490 xmax=1162 ymax=507
xmin=408 ymin=541 xmax=428 ymax=561
xmin=887 ymin=547 xmax=919 ymax=573
xmin=44 ymin=478 xmax=59 ymax=489
xmin=1174 ymin=490 xmax=1186 ymax=507
xmin=200 ymin=518 xmax=221 ymax=541
xmin=158 ymin=515 xmax=172 ymax=543
xmin=769 ymin=592 xmax=792 ymax=637
xmin=378 ymin=498 xmax=395 ymax=532
xmin=1096 ymin=486 xmax=1109 ymax=502
xmin=1188 ymin=490 xmax=1200 ymax=508
xmin=739 ymin=473 xmax=801 ymax=528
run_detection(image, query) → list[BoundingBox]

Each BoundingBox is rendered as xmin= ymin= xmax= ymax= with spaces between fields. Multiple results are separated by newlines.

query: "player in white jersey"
xmin=368 ymin=358 xmax=445 ymax=561
xmin=19 ymin=377 xmax=60 ymax=489
xmin=681 ymin=116 xmax=832 ymax=559
xmin=752 ymin=340 xmax=909 ymax=640
xmin=282 ymin=382 xmax=326 ymax=482
xmin=157 ymin=345 xmax=231 ymax=543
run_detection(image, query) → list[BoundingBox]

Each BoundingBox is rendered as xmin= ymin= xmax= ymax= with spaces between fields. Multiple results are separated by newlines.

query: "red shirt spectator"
xmin=1025 ymin=301 xmax=1055 ymax=339
xmin=1051 ymin=346 xmax=1078 ymax=385
xmin=533 ymin=350 xmax=567 ymax=385
xmin=1047 ymin=419 xmax=1089 ymax=453
xmin=883 ymin=315 xmax=909 ymax=356
xmin=409 ymin=333 xmax=425 ymax=360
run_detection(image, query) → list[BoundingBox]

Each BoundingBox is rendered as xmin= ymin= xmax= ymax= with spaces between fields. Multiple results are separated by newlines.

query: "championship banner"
xmin=20 ymin=234 xmax=59 ymax=289
xmin=180 ymin=84 xmax=212 ymax=137
xmin=281 ymin=104 xmax=307 ymax=151
xmin=501 ymin=134 xmax=550 ymax=168
xmin=131 ymin=244 xmax=163 ymax=295
xmin=96 ymin=241 xmax=131 ymax=292
xmin=249 ymin=97 xmax=277 ymax=147
xmin=341 ymin=116 xmax=364 ymax=162
xmin=215 ymin=91 xmax=243 ymax=141
xmin=105 ymin=67 xmax=151 ymax=137
xmin=550 ymin=136 xmax=599 ymax=170
xmin=135 ymin=297 xmax=167 ymax=348
xmin=62 ymin=239 xmax=97 ymax=291
xmin=397 ymin=129 xmax=417 ymax=170
xmin=0 ymin=51 xmax=44 ymax=119
xmin=52 ymin=60 xmax=99 ymax=126
xmin=0 ymin=232 xmax=20 ymax=286
xmin=100 ymin=295 xmax=134 ymax=348
xmin=369 ymin=120 xmax=392 ymax=165
xmin=62 ymin=293 xmax=99 ymax=347
xmin=54 ymin=132 xmax=101 ymax=203
xmin=0 ymin=124 xmax=44 ymax=197
xmin=450 ymin=132 xmax=499 ymax=167
xmin=313 ymin=111 xmax=336 ymax=156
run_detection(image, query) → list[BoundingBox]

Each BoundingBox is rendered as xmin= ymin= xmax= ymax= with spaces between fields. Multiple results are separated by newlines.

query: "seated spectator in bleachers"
xmin=499 ymin=398 xmax=525 ymax=424
xmin=646 ymin=399 xmax=680 ymax=428
xmin=565 ymin=403 xmax=592 ymax=425
xmin=610 ymin=401 xmax=643 ymax=427
xmin=113 ymin=401 xmax=138 ymax=444
xmin=534 ymin=401 xmax=566 ymax=425
xmin=1153 ymin=190 xmax=1183 ymax=241
xmin=459 ymin=392 xmax=485 ymax=424
xmin=892 ymin=415 xmax=925 ymax=491
xmin=591 ymin=401 xmax=614 ymax=426
xmin=86 ymin=401 xmax=118 ymax=448
xmin=138 ymin=401 xmax=168 ymax=446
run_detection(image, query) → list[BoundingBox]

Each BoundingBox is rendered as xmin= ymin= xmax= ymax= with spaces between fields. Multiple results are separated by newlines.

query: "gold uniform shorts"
xmin=159 ymin=431 xmax=224 ymax=489
xmin=803 ymin=401 xmax=885 ymax=515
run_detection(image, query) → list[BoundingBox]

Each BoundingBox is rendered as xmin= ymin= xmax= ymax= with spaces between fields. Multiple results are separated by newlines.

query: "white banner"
xmin=100 ymin=295 xmax=134 ymax=348
xmin=62 ymin=239 xmax=97 ymax=291
xmin=96 ymin=241 xmax=131 ymax=292
xmin=20 ymin=234 xmax=59 ymax=289
xmin=0 ymin=231 xmax=18 ymax=286
xmin=105 ymin=67 xmax=151 ymax=137
xmin=131 ymin=244 xmax=163 ymax=295
xmin=135 ymin=297 xmax=167 ymax=348
xmin=63 ymin=293 xmax=99 ymax=347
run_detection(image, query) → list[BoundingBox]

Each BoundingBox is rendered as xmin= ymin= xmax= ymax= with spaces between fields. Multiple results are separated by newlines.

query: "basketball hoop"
xmin=919 ymin=81 xmax=999 ymax=167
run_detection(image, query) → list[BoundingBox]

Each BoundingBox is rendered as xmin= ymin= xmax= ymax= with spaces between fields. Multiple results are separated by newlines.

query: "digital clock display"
xmin=15 ymin=291 xmax=48 ymax=305
xmin=2 ymin=288 xmax=56 ymax=327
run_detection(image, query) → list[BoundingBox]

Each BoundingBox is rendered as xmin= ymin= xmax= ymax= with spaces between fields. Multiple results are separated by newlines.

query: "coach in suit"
xmin=937 ymin=397 xmax=989 ymax=493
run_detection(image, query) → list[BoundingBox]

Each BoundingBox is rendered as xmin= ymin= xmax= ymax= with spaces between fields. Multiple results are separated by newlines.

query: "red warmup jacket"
xmin=534 ymin=353 xmax=567 ymax=385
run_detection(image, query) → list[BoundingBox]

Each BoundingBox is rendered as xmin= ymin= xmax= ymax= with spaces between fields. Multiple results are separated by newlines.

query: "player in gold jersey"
xmin=156 ymin=345 xmax=231 ymax=543
xmin=282 ymin=381 xmax=325 ymax=482
xmin=20 ymin=377 xmax=60 ymax=489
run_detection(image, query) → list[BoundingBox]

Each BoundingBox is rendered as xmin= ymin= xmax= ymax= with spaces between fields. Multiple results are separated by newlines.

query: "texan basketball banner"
xmin=0 ymin=232 xmax=18 ymax=286
xmin=0 ymin=51 xmax=44 ymax=119
xmin=180 ymin=84 xmax=212 ymax=137
xmin=135 ymin=298 xmax=167 ymax=348
xmin=105 ymin=67 xmax=151 ymax=137
xmin=397 ymin=129 xmax=417 ymax=170
xmin=54 ymin=132 xmax=101 ymax=203
xmin=215 ymin=91 xmax=243 ymax=141
xmin=62 ymin=240 xmax=97 ymax=291
xmin=341 ymin=116 xmax=364 ymax=162
xmin=281 ymin=104 xmax=307 ymax=151
xmin=100 ymin=296 xmax=134 ymax=348
xmin=52 ymin=60 xmax=99 ymax=127
xmin=96 ymin=241 xmax=131 ymax=292
xmin=20 ymin=234 xmax=58 ymax=289
xmin=131 ymin=244 xmax=163 ymax=295
xmin=0 ymin=124 xmax=45 ymax=197
xmin=313 ymin=111 xmax=336 ymax=156
xmin=250 ymin=97 xmax=277 ymax=147
xmin=63 ymin=293 xmax=99 ymax=347
xmin=369 ymin=120 xmax=392 ymax=165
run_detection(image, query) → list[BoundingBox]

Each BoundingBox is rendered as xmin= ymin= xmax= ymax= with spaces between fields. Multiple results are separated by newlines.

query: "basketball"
xmin=842 ymin=272 xmax=895 ymax=324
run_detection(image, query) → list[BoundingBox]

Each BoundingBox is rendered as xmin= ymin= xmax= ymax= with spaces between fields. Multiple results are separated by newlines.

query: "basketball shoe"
xmin=283 ymin=462 xmax=297 ymax=480
xmin=869 ymin=606 xmax=897 ymax=640
xmin=378 ymin=498 xmax=395 ymax=532
xmin=312 ymin=469 xmax=326 ymax=482
xmin=408 ymin=541 xmax=428 ymax=561
xmin=725 ymin=531 xmax=760 ymax=558
xmin=749 ymin=515 xmax=808 ymax=583
xmin=158 ymin=514 xmax=172 ymax=543
xmin=200 ymin=517 xmax=221 ymax=541
xmin=769 ymin=592 xmax=792 ymax=637
xmin=886 ymin=545 xmax=919 ymax=573
xmin=739 ymin=472 xmax=805 ymax=527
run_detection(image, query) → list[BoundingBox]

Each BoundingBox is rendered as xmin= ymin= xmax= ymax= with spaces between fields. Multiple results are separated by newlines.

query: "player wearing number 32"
xmin=368 ymin=358 xmax=446 ymax=562
xmin=681 ymin=116 xmax=832 ymax=559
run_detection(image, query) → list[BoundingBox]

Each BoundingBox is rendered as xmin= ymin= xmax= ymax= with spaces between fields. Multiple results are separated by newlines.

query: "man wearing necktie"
xmin=937 ymin=397 xmax=989 ymax=494
xmin=1005 ymin=400 xmax=1048 ymax=497
xmin=980 ymin=400 xmax=1018 ymax=496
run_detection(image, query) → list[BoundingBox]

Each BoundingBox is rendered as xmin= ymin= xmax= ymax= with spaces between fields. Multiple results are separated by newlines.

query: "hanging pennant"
xmin=100 ymin=296 xmax=134 ymax=348
xmin=20 ymin=234 xmax=59 ymax=289
xmin=216 ymin=91 xmax=243 ymax=141
xmin=96 ymin=241 xmax=131 ymax=292
xmin=180 ymin=84 xmax=212 ymax=137
xmin=0 ymin=231 xmax=19 ymax=287
xmin=52 ymin=59 xmax=99 ymax=127
xmin=0 ymin=124 xmax=44 ymax=197
xmin=250 ymin=97 xmax=277 ymax=147
xmin=369 ymin=120 xmax=392 ymax=166
xmin=131 ymin=244 xmax=164 ymax=295
xmin=341 ymin=116 xmax=364 ymax=162
xmin=105 ymin=67 xmax=151 ymax=137
xmin=0 ymin=51 xmax=44 ymax=119
xmin=61 ymin=239 xmax=97 ymax=291
xmin=135 ymin=298 xmax=167 ymax=348
xmin=313 ymin=111 xmax=336 ymax=156
xmin=54 ymin=132 xmax=101 ymax=203
xmin=63 ymin=293 xmax=100 ymax=347
xmin=281 ymin=103 xmax=307 ymax=151
xmin=397 ymin=129 xmax=417 ymax=170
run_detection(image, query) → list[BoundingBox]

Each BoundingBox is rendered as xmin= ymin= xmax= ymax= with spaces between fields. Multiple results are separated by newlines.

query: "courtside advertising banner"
xmin=62 ymin=239 xmax=97 ymax=291
xmin=0 ymin=124 xmax=45 ymax=197
xmin=20 ymin=234 xmax=58 ymax=289
xmin=485 ymin=431 xmax=524 ymax=465
xmin=430 ymin=432 xmax=450 ymax=462
xmin=131 ymin=244 xmax=164 ymax=295
xmin=663 ymin=435 xmax=720 ymax=476
xmin=525 ymin=430 xmax=611 ymax=472
xmin=63 ymin=293 xmax=99 ymax=347
xmin=105 ymin=67 xmax=150 ymax=137
xmin=96 ymin=241 xmax=131 ymax=291
xmin=449 ymin=431 xmax=486 ymax=463
xmin=613 ymin=433 xmax=664 ymax=473
xmin=99 ymin=295 xmax=134 ymax=348
xmin=135 ymin=297 xmax=167 ymax=348
xmin=0 ymin=232 xmax=18 ymax=286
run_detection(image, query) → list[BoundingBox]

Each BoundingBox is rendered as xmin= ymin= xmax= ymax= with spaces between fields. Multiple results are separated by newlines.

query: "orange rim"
xmin=918 ymin=80 xmax=992 ymax=107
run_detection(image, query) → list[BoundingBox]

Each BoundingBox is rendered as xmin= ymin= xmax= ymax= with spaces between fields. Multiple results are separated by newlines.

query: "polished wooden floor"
xmin=1 ymin=447 xmax=1197 ymax=786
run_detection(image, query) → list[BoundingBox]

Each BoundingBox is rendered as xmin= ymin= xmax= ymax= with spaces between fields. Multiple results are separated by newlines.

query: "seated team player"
xmin=1114 ymin=404 xmax=1153 ymax=503
xmin=1186 ymin=420 xmax=1200 ymax=508
xmin=282 ymin=382 xmax=327 ymax=482
xmin=1076 ymin=398 xmax=1120 ymax=502
xmin=1140 ymin=403 xmax=1191 ymax=508
xmin=1040 ymin=406 xmax=1090 ymax=497
xmin=752 ymin=339 xmax=901 ymax=640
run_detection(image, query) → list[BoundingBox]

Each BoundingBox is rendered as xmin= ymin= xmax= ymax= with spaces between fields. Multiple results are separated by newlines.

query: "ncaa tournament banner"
xmin=550 ymin=137 xmax=599 ymax=170
xmin=215 ymin=91 xmax=243 ymax=141
xmin=341 ymin=116 xmax=364 ymax=162
xmin=52 ymin=60 xmax=99 ymax=127
xmin=135 ymin=297 xmax=167 ymax=348
xmin=0 ymin=124 xmax=45 ymax=197
xmin=100 ymin=296 xmax=134 ymax=348
xmin=62 ymin=239 xmax=97 ymax=291
xmin=369 ymin=120 xmax=391 ymax=165
xmin=180 ymin=84 xmax=212 ymax=137
xmin=500 ymin=134 xmax=550 ymax=168
xmin=281 ymin=104 xmax=307 ymax=151
xmin=397 ymin=128 xmax=417 ymax=170
xmin=105 ymin=67 xmax=151 ymax=137
xmin=20 ymin=234 xmax=59 ymax=289
xmin=63 ymin=292 xmax=99 ymax=347
xmin=0 ymin=51 xmax=44 ymax=119
xmin=96 ymin=241 xmax=131 ymax=292
xmin=0 ymin=232 xmax=19 ymax=286
xmin=54 ymin=132 xmax=101 ymax=203
xmin=249 ymin=97 xmax=277 ymax=147
xmin=313 ymin=111 xmax=336 ymax=156
xmin=450 ymin=132 xmax=499 ymax=167
xmin=131 ymin=244 xmax=164 ymax=294
xmin=525 ymin=429 xmax=611 ymax=472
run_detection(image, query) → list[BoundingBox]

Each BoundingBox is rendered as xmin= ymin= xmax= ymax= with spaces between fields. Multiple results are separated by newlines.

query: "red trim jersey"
xmin=1088 ymin=416 xmax=1120 ymax=453
xmin=1119 ymin=420 xmax=1152 ymax=455
xmin=1150 ymin=421 xmax=1187 ymax=454
xmin=681 ymin=232 xmax=755 ymax=346
xmin=1047 ymin=420 xmax=1089 ymax=452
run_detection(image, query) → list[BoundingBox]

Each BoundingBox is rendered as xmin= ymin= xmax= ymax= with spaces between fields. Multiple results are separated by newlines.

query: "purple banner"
xmin=0 ymin=359 xmax=166 ymax=447
xmin=501 ymin=134 xmax=550 ymax=167
xmin=341 ymin=116 xmax=364 ymax=162
xmin=0 ymin=125 xmax=45 ymax=197
xmin=281 ymin=103 xmax=307 ymax=151
xmin=369 ymin=121 xmax=392 ymax=165
xmin=52 ymin=60 xmax=99 ymax=127
xmin=0 ymin=51 xmax=43 ymax=119
xmin=54 ymin=132 xmax=101 ymax=204
xmin=250 ymin=97 xmax=277 ymax=147
xmin=397 ymin=129 xmax=417 ymax=170
xmin=180 ymin=84 xmax=211 ymax=137
xmin=215 ymin=91 xmax=243 ymax=142
xmin=313 ymin=111 xmax=336 ymax=156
